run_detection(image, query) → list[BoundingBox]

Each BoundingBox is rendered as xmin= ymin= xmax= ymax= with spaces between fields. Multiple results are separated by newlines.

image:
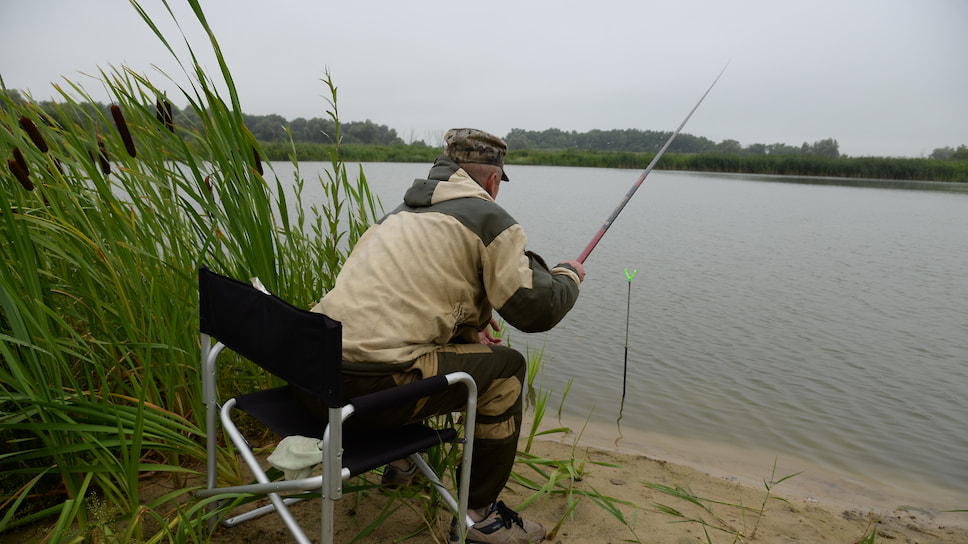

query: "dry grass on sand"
xmin=201 ymin=438 xmax=967 ymax=544
xmin=4 ymin=437 xmax=965 ymax=543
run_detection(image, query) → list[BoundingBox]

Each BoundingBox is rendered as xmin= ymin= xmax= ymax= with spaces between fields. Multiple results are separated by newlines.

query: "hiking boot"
xmin=381 ymin=458 xmax=419 ymax=488
xmin=449 ymin=501 xmax=546 ymax=543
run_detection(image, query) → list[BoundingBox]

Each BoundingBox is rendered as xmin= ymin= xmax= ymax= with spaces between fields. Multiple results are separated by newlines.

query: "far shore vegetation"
xmin=260 ymin=142 xmax=968 ymax=184
xmin=5 ymin=89 xmax=967 ymax=184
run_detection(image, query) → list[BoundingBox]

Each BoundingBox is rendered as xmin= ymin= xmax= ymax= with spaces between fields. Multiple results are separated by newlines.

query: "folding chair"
xmin=195 ymin=266 xmax=477 ymax=543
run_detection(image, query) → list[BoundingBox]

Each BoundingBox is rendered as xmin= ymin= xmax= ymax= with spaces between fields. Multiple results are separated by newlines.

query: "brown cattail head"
xmin=110 ymin=105 xmax=137 ymax=158
xmin=252 ymin=147 xmax=263 ymax=176
xmin=8 ymin=159 xmax=33 ymax=191
xmin=155 ymin=97 xmax=174 ymax=133
xmin=204 ymin=174 xmax=212 ymax=193
xmin=19 ymin=116 xmax=49 ymax=153
xmin=165 ymin=101 xmax=174 ymax=132
xmin=12 ymin=147 xmax=29 ymax=177
xmin=97 ymin=138 xmax=111 ymax=175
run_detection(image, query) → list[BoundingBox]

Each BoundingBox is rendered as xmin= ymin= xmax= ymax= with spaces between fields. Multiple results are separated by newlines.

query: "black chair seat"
xmin=235 ymin=385 xmax=459 ymax=476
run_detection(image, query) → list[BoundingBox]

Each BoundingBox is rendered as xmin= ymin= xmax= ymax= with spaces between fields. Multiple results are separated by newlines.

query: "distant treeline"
xmin=6 ymin=90 xmax=966 ymax=182
xmin=243 ymin=114 xmax=413 ymax=146
xmin=251 ymin=115 xmax=849 ymax=159
xmin=505 ymin=128 xmax=848 ymax=158
xmin=216 ymin=111 xmax=968 ymax=182
xmin=508 ymin=149 xmax=968 ymax=183
xmin=260 ymin=143 xmax=968 ymax=183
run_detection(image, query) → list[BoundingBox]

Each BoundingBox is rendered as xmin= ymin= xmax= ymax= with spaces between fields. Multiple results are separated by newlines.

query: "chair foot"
xmin=222 ymin=496 xmax=308 ymax=527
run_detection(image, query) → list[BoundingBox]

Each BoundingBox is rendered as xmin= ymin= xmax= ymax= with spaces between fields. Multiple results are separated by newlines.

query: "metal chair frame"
xmin=194 ymin=266 xmax=476 ymax=543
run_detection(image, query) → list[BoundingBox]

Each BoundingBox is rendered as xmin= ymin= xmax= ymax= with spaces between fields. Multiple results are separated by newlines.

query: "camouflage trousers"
xmin=298 ymin=344 xmax=525 ymax=509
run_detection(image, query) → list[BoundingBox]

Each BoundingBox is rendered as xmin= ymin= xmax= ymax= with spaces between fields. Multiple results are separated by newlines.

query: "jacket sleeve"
xmin=490 ymin=249 xmax=581 ymax=333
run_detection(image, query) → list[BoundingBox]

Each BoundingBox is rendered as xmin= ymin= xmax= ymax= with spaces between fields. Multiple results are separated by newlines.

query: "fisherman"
xmin=301 ymin=128 xmax=585 ymax=543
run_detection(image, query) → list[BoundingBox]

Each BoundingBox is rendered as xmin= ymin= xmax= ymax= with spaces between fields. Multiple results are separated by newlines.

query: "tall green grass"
xmin=0 ymin=0 xmax=379 ymax=540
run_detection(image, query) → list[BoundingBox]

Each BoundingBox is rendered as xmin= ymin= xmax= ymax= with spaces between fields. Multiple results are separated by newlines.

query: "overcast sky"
xmin=2 ymin=0 xmax=966 ymax=157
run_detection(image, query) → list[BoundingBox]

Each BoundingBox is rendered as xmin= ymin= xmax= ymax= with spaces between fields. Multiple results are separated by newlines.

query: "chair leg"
xmin=322 ymin=494 xmax=336 ymax=544
xmin=267 ymin=493 xmax=312 ymax=544
xmin=219 ymin=399 xmax=313 ymax=544
xmin=214 ymin=491 xmax=312 ymax=544
xmin=201 ymin=335 xmax=221 ymax=532
xmin=411 ymin=453 xmax=474 ymax=533
xmin=222 ymin=496 xmax=310 ymax=526
xmin=206 ymin=498 xmax=222 ymax=532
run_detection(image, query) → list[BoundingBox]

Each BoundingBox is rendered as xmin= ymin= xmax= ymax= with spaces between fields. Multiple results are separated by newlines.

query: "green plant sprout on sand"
xmin=642 ymin=460 xmax=802 ymax=543
xmin=510 ymin=342 xmax=640 ymax=542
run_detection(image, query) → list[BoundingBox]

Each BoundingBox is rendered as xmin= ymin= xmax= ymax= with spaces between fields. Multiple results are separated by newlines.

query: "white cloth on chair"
xmin=267 ymin=435 xmax=323 ymax=480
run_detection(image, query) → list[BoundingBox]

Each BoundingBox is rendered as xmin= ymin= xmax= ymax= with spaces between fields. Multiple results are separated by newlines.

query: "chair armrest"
xmin=348 ymin=374 xmax=452 ymax=416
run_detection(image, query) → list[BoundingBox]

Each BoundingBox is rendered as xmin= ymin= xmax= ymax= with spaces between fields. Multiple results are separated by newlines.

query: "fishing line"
xmin=615 ymin=267 xmax=636 ymax=448
xmin=622 ymin=268 xmax=637 ymax=399
xmin=577 ymin=63 xmax=728 ymax=264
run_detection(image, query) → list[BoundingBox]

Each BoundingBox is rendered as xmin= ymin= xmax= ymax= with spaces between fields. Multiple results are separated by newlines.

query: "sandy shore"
xmin=203 ymin=433 xmax=968 ymax=544
xmin=4 ymin=428 xmax=964 ymax=543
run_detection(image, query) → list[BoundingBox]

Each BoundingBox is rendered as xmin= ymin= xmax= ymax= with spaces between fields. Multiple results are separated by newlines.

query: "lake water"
xmin=278 ymin=161 xmax=968 ymax=514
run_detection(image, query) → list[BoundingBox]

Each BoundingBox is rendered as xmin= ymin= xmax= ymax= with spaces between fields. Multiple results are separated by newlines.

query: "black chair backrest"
xmin=198 ymin=266 xmax=343 ymax=408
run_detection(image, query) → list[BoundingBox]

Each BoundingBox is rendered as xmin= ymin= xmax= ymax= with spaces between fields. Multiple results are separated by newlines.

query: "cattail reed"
xmin=18 ymin=116 xmax=49 ymax=153
xmin=8 ymin=159 xmax=33 ymax=191
xmin=252 ymin=146 xmax=263 ymax=176
xmin=97 ymin=138 xmax=111 ymax=175
xmin=110 ymin=105 xmax=137 ymax=158
xmin=12 ymin=147 xmax=29 ymax=177
xmin=155 ymin=96 xmax=174 ymax=133
xmin=46 ymin=158 xmax=64 ymax=180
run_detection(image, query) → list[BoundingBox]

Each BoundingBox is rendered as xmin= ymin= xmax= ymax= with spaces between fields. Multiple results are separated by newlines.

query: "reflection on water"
xmin=614 ymin=395 xmax=626 ymax=450
xmin=285 ymin=162 xmax=968 ymax=511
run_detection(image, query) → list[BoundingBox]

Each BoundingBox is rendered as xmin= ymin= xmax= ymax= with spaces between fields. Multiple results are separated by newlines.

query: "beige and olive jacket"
xmin=313 ymin=156 xmax=581 ymax=367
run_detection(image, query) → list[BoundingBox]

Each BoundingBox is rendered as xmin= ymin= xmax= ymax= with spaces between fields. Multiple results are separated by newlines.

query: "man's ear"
xmin=484 ymin=172 xmax=501 ymax=198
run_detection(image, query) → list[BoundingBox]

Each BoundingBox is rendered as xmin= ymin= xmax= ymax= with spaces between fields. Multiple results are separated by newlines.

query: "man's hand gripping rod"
xmin=577 ymin=64 xmax=728 ymax=264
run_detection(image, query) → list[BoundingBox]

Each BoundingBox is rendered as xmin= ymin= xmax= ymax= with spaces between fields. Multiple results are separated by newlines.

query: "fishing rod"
xmin=576 ymin=63 xmax=729 ymax=263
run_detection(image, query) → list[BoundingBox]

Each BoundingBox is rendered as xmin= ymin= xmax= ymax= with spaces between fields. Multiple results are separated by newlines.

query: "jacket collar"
xmin=403 ymin=156 xmax=492 ymax=208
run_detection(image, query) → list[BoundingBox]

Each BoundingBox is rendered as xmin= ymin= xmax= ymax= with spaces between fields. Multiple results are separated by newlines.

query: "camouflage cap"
xmin=444 ymin=128 xmax=510 ymax=181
